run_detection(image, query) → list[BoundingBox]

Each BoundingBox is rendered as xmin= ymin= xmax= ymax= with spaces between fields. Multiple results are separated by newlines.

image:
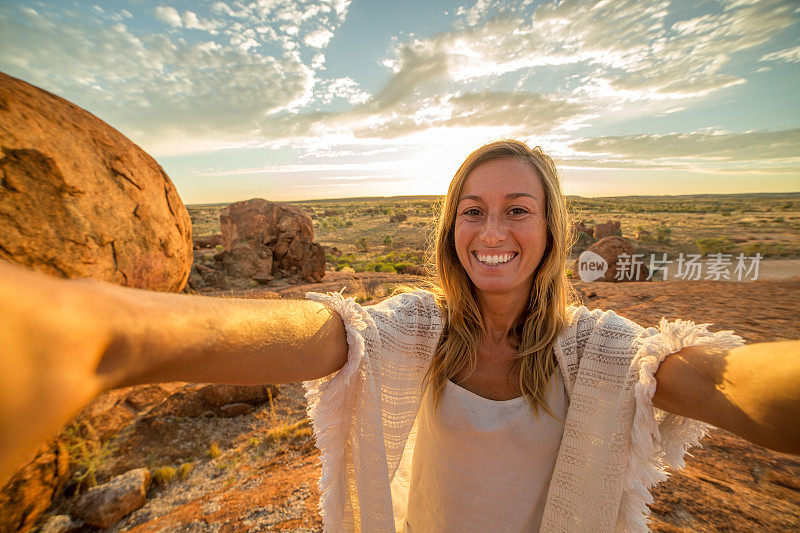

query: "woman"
xmin=0 ymin=140 xmax=797 ymax=532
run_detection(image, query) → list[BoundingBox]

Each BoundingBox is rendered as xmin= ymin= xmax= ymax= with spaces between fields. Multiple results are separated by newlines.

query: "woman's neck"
xmin=475 ymin=288 xmax=530 ymax=345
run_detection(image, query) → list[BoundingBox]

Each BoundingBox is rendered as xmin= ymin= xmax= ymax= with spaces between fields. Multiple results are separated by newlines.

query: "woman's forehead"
xmin=458 ymin=158 xmax=544 ymax=201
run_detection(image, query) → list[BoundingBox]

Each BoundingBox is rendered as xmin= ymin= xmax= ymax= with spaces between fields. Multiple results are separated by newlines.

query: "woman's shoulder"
xmin=564 ymin=304 xmax=644 ymax=334
xmin=557 ymin=305 xmax=647 ymax=365
xmin=367 ymin=288 xmax=443 ymax=329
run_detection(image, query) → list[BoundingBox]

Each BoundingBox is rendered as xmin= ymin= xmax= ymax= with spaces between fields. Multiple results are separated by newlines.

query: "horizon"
xmin=187 ymin=190 xmax=800 ymax=207
xmin=1 ymin=0 xmax=798 ymax=203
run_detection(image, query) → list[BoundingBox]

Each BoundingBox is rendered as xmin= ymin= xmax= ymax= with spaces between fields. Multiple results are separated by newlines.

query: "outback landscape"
xmin=190 ymin=192 xmax=800 ymax=280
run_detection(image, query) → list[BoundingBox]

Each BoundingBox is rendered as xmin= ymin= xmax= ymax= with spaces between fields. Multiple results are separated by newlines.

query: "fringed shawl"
xmin=302 ymin=290 xmax=743 ymax=532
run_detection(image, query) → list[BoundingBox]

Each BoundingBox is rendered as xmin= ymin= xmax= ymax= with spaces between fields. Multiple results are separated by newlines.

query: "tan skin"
xmin=1 ymin=162 xmax=798 ymax=485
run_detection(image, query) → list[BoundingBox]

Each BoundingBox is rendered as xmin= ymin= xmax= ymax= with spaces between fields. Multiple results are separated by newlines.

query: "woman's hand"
xmin=0 ymin=260 xmax=348 ymax=485
xmin=653 ymin=339 xmax=800 ymax=455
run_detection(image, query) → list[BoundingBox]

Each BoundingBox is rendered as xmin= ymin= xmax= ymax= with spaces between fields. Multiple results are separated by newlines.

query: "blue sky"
xmin=1 ymin=0 xmax=798 ymax=203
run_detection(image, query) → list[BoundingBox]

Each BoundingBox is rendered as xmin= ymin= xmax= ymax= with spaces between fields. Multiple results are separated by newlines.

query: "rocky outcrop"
xmin=571 ymin=220 xmax=594 ymax=238
xmin=573 ymin=236 xmax=649 ymax=282
xmin=0 ymin=72 xmax=192 ymax=291
xmin=594 ymin=220 xmax=622 ymax=241
xmin=221 ymin=199 xmax=324 ymax=283
xmin=71 ymin=468 xmax=151 ymax=528
xmin=187 ymin=199 xmax=325 ymax=290
xmin=0 ymin=441 xmax=70 ymax=532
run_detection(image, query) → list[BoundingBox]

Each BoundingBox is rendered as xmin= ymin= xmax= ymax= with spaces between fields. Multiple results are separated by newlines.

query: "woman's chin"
xmin=471 ymin=279 xmax=526 ymax=297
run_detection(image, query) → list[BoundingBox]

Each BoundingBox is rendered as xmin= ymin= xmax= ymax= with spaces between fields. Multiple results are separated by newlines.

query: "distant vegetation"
xmin=189 ymin=192 xmax=800 ymax=272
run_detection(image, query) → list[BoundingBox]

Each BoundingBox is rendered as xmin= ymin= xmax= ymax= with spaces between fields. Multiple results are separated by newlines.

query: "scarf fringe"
xmin=303 ymin=291 xmax=370 ymax=532
xmin=617 ymin=318 xmax=744 ymax=532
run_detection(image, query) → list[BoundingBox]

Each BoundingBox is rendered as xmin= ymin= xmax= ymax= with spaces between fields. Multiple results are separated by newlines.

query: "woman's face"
xmin=454 ymin=157 xmax=548 ymax=300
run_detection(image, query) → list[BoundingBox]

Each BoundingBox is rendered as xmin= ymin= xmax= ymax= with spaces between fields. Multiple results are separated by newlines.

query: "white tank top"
xmin=404 ymin=371 xmax=567 ymax=532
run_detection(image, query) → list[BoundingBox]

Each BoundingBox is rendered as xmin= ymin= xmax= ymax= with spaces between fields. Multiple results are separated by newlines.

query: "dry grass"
xmin=208 ymin=442 xmax=222 ymax=459
xmin=177 ymin=462 xmax=194 ymax=480
xmin=152 ymin=465 xmax=177 ymax=486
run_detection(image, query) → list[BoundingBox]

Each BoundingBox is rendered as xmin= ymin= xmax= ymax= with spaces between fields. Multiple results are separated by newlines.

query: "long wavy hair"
xmin=423 ymin=139 xmax=576 ymax=420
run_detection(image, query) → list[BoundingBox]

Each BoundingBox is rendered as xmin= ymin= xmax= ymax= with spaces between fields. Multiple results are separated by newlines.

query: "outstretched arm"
xmin=0 ymin=260 xmax=348 ymax=484
xmin=653 ymin=340 xmax=800 ymax=455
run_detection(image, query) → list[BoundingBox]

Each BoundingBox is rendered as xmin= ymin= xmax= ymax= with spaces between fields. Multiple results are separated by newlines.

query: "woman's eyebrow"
xmin=458 ymin=195 xmax=482 ymax=203
xmin=505 ymin=192 xmax=537 ymax=201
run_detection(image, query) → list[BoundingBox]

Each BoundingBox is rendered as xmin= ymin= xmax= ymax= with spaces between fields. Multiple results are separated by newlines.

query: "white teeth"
xmin=476 ymin=252 xmax=514 ymax=265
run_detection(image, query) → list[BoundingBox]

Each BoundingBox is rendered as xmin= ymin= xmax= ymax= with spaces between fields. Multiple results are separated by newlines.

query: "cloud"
xmin=569 ymin=129 xmax=800 ymax=163
xmin=372 ymin=0 xmax=797 ymax=109
xmin=351 ymin=91 xmax=586 ymax=139
xmin=181 ymin=10 xmax=221 ymax=33
xmin=304 ymin=28 xmax=334 ymax=48
xmin=154 ymin=6 xmax=182 ymax=28
xmin=1 ymin=0 xmax=796 ymax=168
xmin=761 ymin=45 xmax=800 ymax=63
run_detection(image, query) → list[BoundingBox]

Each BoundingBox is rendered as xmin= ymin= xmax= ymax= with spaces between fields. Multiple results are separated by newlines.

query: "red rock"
xmin=123 ymin=384 xmax=176 ymax=413
xmin=0 ymin=441 xmax=70 ymax=532
xmin=571 ymin=220 xmax=594 ymax=238
xmin=194 ymin=234 xmax=223 ymax=249
xmin=0 ymin=72 xmax=192 ymax=291
xmin=71 ymin=468 xmax=150 ymax=528
xmin=594 ymin=220 xmax=622 ymax=240
xmin=397 ymin=264 xmax=426 ymax=276
xmin=574 ymin=236 xmax=650 ymax=282
xmin=220 ymin=198 xmax=325 ymax=284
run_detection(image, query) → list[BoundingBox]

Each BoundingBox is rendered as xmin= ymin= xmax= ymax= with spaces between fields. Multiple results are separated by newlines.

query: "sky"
xmin=1 ymin=0 xmax=799 ymax=204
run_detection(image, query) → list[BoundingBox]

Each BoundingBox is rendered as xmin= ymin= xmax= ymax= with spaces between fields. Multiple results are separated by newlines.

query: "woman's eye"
xmin=463 ymin=208 xmax=481 ymax=216
xmin=509 ymin=207 xmax=529 ymax=216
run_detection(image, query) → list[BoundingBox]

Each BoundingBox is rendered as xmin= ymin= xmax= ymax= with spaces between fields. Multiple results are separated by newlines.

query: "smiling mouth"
xmin=473 ymin=251 xmax=518 ymax=266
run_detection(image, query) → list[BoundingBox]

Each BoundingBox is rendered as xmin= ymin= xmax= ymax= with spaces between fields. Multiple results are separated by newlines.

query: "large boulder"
xmin=0 ymin=72 xmax=192 ymax=291
xmin=220 ymin=198 xmax=325 ymax=283
xmin=572 ymin=236 xmax=650 ymax=282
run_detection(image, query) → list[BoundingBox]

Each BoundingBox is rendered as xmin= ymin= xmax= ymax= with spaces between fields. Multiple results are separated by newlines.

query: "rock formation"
xmin=571 ymin=220 xmax=594 ymax=238
xmin=0 ymin=72 xmax=192 ymax=291
xmin=573 ymin=236 xmax=650 ymax=282
xmin=188 ymin=199 xmax=325 ymax=290
xmin=594 ymin=220 xmax=623 ymax=241
xmin=221 ymin=198 xmax=324 ymax=282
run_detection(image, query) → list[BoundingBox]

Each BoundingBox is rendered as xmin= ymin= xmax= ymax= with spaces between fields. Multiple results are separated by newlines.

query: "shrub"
xmin=177 ymin=462 xmax=194 ymax=480
xmin=655 ymin=224 xmax=671 ymax=245
xmin=356 ymin=237 xmax=369 ymax=252
xmin=152 ymin=466 xmax=176 ymax=486
xmin=696 ymin=237 xmax=733 ymax=255
xmin=209 ymin=442 xmax=221 ymax=459
xmin=63 ymin=422 xmax=116 ymax=494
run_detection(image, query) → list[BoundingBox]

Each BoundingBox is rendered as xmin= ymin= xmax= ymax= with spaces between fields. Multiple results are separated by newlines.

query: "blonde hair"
xmin=423 ymin=139 xmax=576 ymax=420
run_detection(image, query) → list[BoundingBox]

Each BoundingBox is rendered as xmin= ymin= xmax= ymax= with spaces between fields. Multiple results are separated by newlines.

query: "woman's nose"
xmin=480 ymin=214 xmax=506 ymax=244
